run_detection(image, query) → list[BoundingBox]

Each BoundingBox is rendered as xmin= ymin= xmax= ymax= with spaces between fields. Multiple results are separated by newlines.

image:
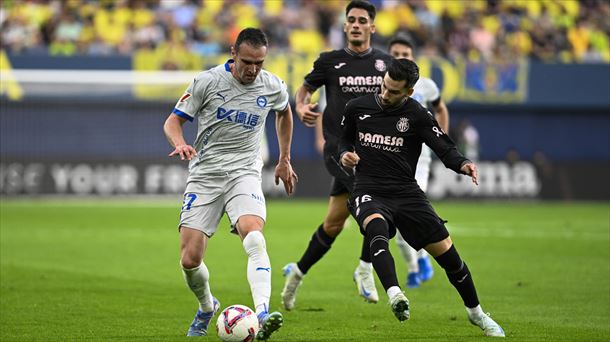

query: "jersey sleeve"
xmin=271 ymin=78 xmax=290 ymax=112
xmin=338 ymin=99 xmax=358 ymax=156
xmin=416 ymin=107 xmax=470 ymax=174
xmin=172 ymin=72 xmax=209 ymax=122
xmin=422 ymin=78 xmax=441 ymax=103
xmin=303 ymin=53 xmax=327 ymax=91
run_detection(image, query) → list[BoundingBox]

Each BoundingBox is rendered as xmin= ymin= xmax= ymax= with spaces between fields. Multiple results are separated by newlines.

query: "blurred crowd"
xmin=1 ymin=0 xmax=609 ymax=64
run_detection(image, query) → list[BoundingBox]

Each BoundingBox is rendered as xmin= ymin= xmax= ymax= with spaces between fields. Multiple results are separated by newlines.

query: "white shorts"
xmin=179 ymin=173 xmax=266 ymax=237
xmin=415 ymin=146 xmax=432 ymax=192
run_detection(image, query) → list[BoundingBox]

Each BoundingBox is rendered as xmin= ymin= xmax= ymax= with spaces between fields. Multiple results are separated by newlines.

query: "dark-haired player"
xmin=387 ymin=35 xmax=451 ymax=288
xmin=281 ymin=0 xmax=393 ymax=309
xmin=338 ymin=58 xmax=505 ymax=337
xmin=164 ymin=28 xmax=297 ymax=340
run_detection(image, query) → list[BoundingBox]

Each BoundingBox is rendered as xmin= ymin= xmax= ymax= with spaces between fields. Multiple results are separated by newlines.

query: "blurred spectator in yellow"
xmin=1 ymin=0 xmax=607 ymax=65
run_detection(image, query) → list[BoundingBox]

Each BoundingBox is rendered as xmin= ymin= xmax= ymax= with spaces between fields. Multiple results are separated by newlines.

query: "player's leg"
xmin=352 ymin=194 xmax=380 ymax=303
xmin=417 ymin=248 xmax=434 ymax=281
xmin=233 ymin=215 xmax=283 ymax=340
xmin=297 ymin=191 xmax=350 ymax=273
xmin=179 ymin=189 xmax=223 ymax=336
xmin=180 ymin=227 xmax=216 ymax=311
xmin=413 ymin=151 xmax=434 ymax=283
xmin=281 ymin=187 xmax=351 ymax=310
xmin=234 ymin=216 xmax=270 ymax=315
xmin=362 ymin=213 xmax=409 ymax=321
xmin=354 ymin=231 xmax=380 ymax=303
xmin=425 ymin=237 xmax=505 ymax=337
xmin=226 ymin=176 xmax=282 ymax=340
xmin=395 ymin=232 xmax=420 ymax=288
xmin=180 ymin=227 xmax=221 ymax=336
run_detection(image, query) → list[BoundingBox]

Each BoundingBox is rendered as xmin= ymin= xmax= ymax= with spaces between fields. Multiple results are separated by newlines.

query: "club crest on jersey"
xmin=179 ymin=92 xmax=191 ymax=103
xmin=396 ymin=117 xmax=409 ymax=132
xmin=256 ymin=96 xmax=267 ymax=108
xmin=375 ymin=59 xmax=387 ymax=72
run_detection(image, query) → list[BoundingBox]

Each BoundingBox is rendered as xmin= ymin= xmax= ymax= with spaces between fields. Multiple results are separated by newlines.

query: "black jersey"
xmin=339 ymin=94 xmax=470 ymax=194
xmin=304 ymin=48 xmax=392 ymax=147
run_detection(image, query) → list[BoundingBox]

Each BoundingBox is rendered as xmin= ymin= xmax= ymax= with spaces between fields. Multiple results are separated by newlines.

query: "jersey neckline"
xmin=343 ymin=47 xmax=373 ymax=57
xmin=374 ymin=94 xmax=408 ymax=111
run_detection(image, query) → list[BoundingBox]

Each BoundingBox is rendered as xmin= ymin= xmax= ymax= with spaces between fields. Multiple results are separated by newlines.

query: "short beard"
xmin=349 ymin=38 xmax=363 ymax=46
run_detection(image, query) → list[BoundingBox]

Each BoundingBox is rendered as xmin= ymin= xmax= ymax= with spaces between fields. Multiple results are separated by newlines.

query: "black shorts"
xmin=323 ymin=144 xmax=354 ymax=196
xmin=347 ymin=190 xmax=449 ymax=250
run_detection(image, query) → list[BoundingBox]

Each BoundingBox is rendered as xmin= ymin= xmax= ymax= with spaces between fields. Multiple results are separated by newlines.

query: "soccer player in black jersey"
xmin=339 ymin=58 xmax=505 ymax=337
xmin=280 ymin=0 xmax=392 ymax=309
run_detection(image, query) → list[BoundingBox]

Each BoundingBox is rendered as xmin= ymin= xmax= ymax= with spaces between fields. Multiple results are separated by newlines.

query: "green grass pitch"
xmin=1 ymin=199 xmax=609 ymax=341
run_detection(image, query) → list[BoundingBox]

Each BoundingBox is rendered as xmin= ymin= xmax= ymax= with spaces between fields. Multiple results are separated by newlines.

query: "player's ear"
xmin=343 ymin=21 xmax=348 ymax=33
xmin=406 ymin=88 xmax=414 ymax=96
xmin=230 ymin=46 xmax=237 ymax=59
xmin=370 ymin=22 xmax=376 ymax=34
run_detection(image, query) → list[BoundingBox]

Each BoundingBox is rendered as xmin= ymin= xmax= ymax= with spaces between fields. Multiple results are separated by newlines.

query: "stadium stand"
xmin=1 ymin=0 xmax=608 ymax=64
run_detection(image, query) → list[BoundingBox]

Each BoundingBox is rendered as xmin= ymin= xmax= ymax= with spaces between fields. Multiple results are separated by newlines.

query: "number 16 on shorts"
xmin=354 ymin=194 xmax=372 ymax=216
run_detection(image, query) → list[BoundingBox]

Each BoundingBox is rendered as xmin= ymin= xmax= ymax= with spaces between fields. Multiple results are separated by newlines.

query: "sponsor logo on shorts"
xmin=251 ymin=193 xmax=265 ymax=203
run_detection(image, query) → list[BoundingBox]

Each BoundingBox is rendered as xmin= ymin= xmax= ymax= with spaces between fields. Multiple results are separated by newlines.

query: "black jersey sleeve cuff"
xmin=303 ymin=80 xmax=320 ymax=92
xmin=459 ymin=159 xmax=473 ymax=174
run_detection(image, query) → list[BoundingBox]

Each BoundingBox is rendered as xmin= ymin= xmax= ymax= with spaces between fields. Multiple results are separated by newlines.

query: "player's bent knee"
xmin=363 ymin=213 xmax=385 ymax=229
xmin=424 ymin=236 xmax=453 ymax=257
xmin=243 ymin=230 xmax=266 ymax=251
xmin=322 ymin=222 xmax=344 ymax=237
xmin=236 ymin=215 xmax=265 ymax=238
xmin=180 ymin=255 xmax=202 ymax=269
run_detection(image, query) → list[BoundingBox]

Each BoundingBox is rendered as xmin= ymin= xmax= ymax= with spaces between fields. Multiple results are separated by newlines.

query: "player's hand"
xmin=340 ymin=152 xmax=360 ymax=168
xmin=275 ymin=159 xmax=298 ymax=195
xmin=297 ymin=103 xmax=321 ymax=127
xmin=169 ymin=144 xmax=197 ymax=161
xmin=460 ymin=162 xmax=478 ymax=185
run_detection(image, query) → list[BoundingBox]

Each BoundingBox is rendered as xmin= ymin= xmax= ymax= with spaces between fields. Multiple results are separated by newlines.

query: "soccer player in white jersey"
xmin=163 ymin=28 xmax=297 ymax=340
xmin=388 ymin=36 xmax=450 ymax=288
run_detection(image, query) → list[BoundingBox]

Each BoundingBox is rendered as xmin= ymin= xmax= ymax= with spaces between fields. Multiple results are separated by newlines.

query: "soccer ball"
xmin=216 ymin=305 xmax=259 ymax=342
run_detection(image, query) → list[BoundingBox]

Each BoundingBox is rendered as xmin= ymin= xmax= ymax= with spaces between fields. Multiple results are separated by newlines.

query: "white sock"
xmin=358 ymin=259 xmax=373 ymax=270
xmin=466 ymin=304 xmax=484 ymax=317
xmin=387 ymin=286 xmax=402 ymax=299
xmin=243 ymin=231 xmax=271 ymax=316
xmin=395 ymin=233 xmax=418 ymax=273
xmin=182 ymin=262 xmax=214 ymax=312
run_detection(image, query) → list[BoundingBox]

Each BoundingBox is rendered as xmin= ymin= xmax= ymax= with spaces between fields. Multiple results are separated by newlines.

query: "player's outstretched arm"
xmin=274 ymin=106 xmax=298 ymax=195
xmin=460 ymin=162 xmax=479 ymax=185
xmin=163 ymin=113 xmax=197 ymax=161
xmin=295 ymin=85 xmax=321 ymax=127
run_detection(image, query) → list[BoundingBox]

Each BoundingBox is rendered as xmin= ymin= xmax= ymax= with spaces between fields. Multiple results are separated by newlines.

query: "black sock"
xmin=360 ymin=232 xmax=372 ymax=263
xmin=367 ymin=218 xmax=399 ymax=291
xmin=434 ymin=245 xmax=480 ymax=308
xmin=296 ymin=224 xmax=335 ymax=275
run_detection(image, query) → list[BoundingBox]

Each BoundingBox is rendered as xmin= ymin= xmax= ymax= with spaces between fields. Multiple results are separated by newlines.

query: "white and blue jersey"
xmin=173 ymin=60 xmax=289 ymax=179
xmin=410 ymin=77 xmax=441 ymax=192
